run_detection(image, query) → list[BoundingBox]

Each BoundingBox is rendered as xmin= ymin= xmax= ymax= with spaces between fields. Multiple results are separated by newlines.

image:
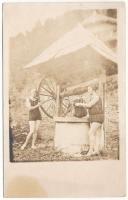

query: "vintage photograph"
xmin=7 ymin=4 xmax=119 ymax=162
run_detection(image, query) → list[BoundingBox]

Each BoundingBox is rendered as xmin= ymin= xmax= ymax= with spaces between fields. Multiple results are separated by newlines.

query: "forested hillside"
xmin=9 ymin=8 xmax=119 ymax=161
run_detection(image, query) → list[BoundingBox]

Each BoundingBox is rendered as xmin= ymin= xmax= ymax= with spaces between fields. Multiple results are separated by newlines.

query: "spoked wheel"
xmin=38 ymin=77 xmax=71 ymax=119
xmin=38 ymin=77 xmax=57 ymax=119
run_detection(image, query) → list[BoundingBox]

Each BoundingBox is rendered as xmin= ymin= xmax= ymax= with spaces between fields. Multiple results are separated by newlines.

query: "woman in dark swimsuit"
xmin=21 ymin=89 xmax=42 ymax=150
xmin=76 ymin=85 xmax=104 ymax=156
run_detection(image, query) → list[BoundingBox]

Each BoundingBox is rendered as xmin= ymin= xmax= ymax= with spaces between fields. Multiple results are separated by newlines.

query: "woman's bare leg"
xmin=21 ymin=121 xmax=35 ymax=150
xmin=95 ymin=125 xmax=104 ymax=153
xmin=94 ymin=125 xmax=103 ymax=153
xmin=87 ymin=122 xmax=101 ymax=156
xmin=31 ymin=120 xmax=41 ymax=149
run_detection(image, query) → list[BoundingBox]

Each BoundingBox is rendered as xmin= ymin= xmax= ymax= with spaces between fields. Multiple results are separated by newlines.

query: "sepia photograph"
xmin=3 ymin=2 xmax=126 ymax=198
xmin=6 ymin=4 xmax=119 ymax=162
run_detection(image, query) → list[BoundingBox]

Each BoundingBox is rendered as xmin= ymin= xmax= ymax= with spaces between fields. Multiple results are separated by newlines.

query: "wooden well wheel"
xmin=38 ymin=77 xmax=71 ymax=118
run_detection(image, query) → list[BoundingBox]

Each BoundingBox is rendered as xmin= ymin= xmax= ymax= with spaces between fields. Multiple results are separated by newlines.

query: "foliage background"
xmin=9 ymin=9 xmax=119 ymax=161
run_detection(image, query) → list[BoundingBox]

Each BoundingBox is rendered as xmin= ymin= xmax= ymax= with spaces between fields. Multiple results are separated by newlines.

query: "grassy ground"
xmin=11 ymin=121 xmax=119 ymax=162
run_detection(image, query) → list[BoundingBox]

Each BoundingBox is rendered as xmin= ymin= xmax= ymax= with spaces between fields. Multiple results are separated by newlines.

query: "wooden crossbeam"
xmin=60 ymin=78 xmax=100 ymax=97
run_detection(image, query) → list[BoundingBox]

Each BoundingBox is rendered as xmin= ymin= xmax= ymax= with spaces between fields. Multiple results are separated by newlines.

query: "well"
xmin=54 ymin=117 xmax=90 ymax=154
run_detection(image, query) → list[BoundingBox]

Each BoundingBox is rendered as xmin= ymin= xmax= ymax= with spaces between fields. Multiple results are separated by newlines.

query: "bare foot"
xmin=86 ymin=150 xmax=94 ymax=157
xmin=91 ymin=151 xmax=100 ymax=156
xmin=21 ymin=144 xmax=26 ymax=150
xmin=31 ymin=145 xmax=37 ymax=149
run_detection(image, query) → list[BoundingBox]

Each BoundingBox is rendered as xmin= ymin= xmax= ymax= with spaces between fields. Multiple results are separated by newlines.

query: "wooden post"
xmin=56 ymin=85 xmax=61 ymax=117
xmin=103 ymin=82 xmax=106 ymax=149
xmin=98 ymin=80 xmax=106 ymax=150
xmin=99 ymin=81 xmax=103 ymax=105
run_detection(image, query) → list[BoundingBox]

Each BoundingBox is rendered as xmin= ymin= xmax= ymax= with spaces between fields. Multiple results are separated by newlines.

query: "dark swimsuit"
xmin=88 ymin=97 xmax=104 ymax=124
xmin=29 ymin=97 xmax=42 ymax=121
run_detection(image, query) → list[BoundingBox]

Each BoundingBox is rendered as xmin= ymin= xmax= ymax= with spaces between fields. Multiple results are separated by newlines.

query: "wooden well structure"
xmin=24 ymin=12 xmax=117 ymax=154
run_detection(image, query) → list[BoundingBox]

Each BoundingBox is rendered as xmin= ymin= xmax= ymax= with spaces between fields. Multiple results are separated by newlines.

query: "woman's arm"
xmin=75 ymin=94 xmax=99 ymax=108
xmin=26 ymin=98 xmax=40 ymax=111
xmin=85 ymin=94 xmax=99 ymax=108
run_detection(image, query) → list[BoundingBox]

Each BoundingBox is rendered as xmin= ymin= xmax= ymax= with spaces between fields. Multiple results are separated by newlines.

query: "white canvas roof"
xmin=24 ymin=14 xmax=117 ymax=69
